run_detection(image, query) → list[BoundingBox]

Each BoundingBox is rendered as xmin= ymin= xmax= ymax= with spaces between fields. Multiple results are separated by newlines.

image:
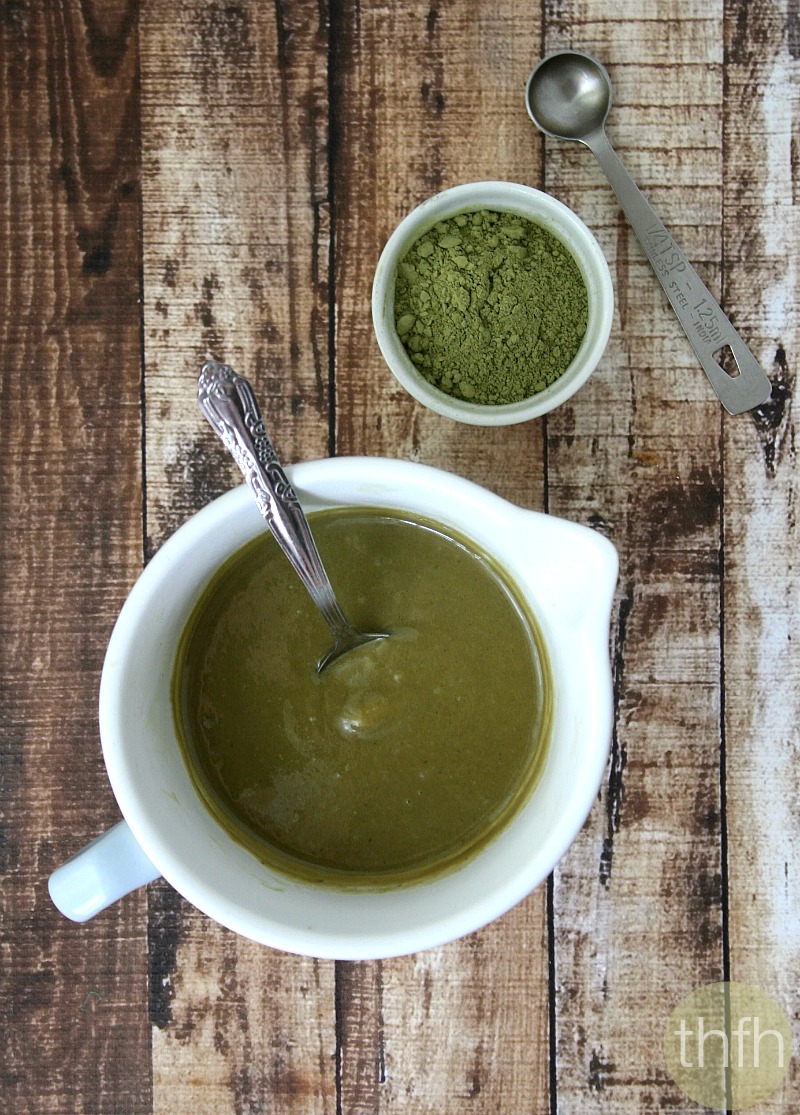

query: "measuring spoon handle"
xmin=587 ymin=130 xmax=771 ymax=415
xmin=197 ymin=360 xmax=353 ymax=640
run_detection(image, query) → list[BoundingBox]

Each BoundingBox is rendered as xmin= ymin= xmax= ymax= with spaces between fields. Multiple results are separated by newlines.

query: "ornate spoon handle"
xmin=197 ymin=359 xmax=355 ymax=642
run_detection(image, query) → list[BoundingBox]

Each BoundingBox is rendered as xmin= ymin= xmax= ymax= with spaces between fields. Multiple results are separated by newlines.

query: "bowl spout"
xmin=515 ymin=510 xmax=618 ymax=640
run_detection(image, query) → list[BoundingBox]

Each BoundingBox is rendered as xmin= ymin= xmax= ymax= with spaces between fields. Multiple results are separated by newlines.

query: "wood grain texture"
xmin=332 ymin=1 xmax=551 ymax=1110
xmin=723 ymin=0 xmax=800 ymax=1108
xmin=0 ymin=1 xmax=149 ymax=1113
xmin=543 ymin=2 xmax=728 ymax=1110
xmin=332 ymin=0 xmax=547 ymax=507
xmin=139 ymin=2 xmax=336 ymax=1112
xmin=336 ymin=905 xmax=551 ymax=1114
xmin=140 ymin=0 xmax=331 ymax=555
xmin=4 ymin=1 xmax=800 ymax=1112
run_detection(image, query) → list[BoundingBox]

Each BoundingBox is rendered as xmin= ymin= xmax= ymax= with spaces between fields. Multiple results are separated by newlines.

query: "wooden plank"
xmin=332 ymin=0 xmax=547 ymax=508
xmin=542 ymin=7 xmax=727 ymax=1111
xmin=140 ymin=0 xmax=331 ymax=551
xmin=0 ymin=2 xmax=150 ymax=1113
xmin=337 ymin=912 xmax=551 ymax=1113
xmin=723 ymin=0 xmax=800 ymax=1106
xmin=8 ymin=5 xmax=798 ymax=1113
xmin=332 ymin=1 xmax=551 ymax=1110
xmin=139 ymin=2 xmax=336 ymax=1112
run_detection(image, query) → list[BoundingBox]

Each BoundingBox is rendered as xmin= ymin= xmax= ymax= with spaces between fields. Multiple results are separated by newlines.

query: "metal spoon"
xmin=198 ymin=360 xmax=387 ymax=672
xmin=525 ymin=50 xmax=772 ymax=415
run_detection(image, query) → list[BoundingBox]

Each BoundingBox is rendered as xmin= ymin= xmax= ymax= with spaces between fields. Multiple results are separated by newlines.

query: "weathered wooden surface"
xmin=544 ymin=5 xmax=729 ymax=1111
xmin=140 ymin=4 xmax=336 ymax=1111
xmin=332 ymin=4 xmax=551 ymax=1111
xmin=1 ymin=0 xmax=798 ymax=1112
xmin=0 ymin=1 xmax=150 ymax=1113
xmin=723 ymin=0 xmax=800 ymax=1109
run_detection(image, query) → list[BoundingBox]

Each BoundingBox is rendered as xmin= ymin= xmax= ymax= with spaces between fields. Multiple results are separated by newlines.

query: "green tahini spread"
xmin=394 ymin=208 xmax=589 ymax=405
xmin=172 ymin=508 xmax=552 ymax=888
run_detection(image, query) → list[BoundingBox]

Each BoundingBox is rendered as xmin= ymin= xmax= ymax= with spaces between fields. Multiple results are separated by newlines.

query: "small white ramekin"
xmin=372 ymin=181 xmax=614 ymax=425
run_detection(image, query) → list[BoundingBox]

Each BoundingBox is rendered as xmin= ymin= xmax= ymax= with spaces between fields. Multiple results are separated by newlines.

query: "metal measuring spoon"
xmin=198 ymin=360 xmax=387 ymax=672
xmin=525 ymin=50 xmax=772 ymax=415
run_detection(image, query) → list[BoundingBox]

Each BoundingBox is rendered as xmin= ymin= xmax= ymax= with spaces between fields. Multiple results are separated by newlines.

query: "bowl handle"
xmin=48 ymin=820 xmax=160 ymax=922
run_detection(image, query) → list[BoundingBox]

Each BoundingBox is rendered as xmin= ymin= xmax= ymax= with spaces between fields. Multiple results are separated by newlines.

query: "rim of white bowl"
xmin=98 ymin=458 xmax=617 ymax=959
xmin=372 ymin=180 xmax=614 ymax=426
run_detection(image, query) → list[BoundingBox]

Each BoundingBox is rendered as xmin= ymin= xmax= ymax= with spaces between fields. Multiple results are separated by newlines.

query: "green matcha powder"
xmin=394 ymin=209 xmax=589 ymax=405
